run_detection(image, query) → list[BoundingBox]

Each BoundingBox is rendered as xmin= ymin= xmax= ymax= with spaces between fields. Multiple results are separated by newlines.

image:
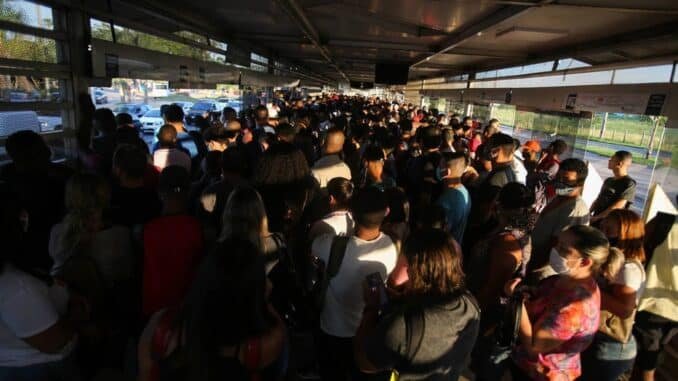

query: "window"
xmin=476 ymin=61 xmax=554 ymax=79
xmin=174 ymin=30 xmax=207 ymax=45
xmin=471 ymin=70 xmax=614 ymax=88
xmin=445 ymin=74 xmax=468 ymax=82
xmin=251 ymin=53 xmax=269 ymax=72
xmin=0 ymin=30 xmax=57 ymax=63
xmin=0 ymin=0 xmax=53 ymax=29
xmin=613 ymin=64 xmax=673 ymax=84
xmin=0 ymin=75 xmax=63 ymax=103
xmin=114 ymin=25 xmax=204 ymax=60
xmin=210 ymin=40 xmax=228 ymax=51
xmin=557 ymin=58 xmax=590 ymax=70
xmin=90 ymin=18 xmax=112 ymax=41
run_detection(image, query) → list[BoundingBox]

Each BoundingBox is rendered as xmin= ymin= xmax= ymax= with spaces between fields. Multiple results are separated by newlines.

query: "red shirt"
xmin=142 ymin=215 xmax=203 ymax=317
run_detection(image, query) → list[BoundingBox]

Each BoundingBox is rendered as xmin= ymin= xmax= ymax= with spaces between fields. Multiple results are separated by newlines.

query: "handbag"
xmin=598 ymin=260 xmax=645 ymax=343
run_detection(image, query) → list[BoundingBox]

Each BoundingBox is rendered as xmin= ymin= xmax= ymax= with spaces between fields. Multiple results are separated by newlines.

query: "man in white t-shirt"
xmin=0 ymin=264 xmax=76 ymax=375
xmin=312 ymin=127 xmax=352 ymax=188
xmin=153 ymin=124 xmax=191 ymax=173
xmin=312 ymin=187 xmax=397 ymax=381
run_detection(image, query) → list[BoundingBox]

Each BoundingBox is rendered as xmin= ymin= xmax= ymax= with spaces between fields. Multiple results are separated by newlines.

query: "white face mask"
xmin=549 ymin=248 xmax=572 ymax=274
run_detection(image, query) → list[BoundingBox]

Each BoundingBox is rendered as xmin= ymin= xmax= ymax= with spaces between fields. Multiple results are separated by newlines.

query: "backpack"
xmin=267 ymin=233 xmax=315 ymax=329
xmin=309 ymin=236 xmax=349 ymax=314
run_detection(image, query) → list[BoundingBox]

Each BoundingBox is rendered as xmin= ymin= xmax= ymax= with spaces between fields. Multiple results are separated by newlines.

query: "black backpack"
xmin=309 ymin=236 xmax=349 ymax=314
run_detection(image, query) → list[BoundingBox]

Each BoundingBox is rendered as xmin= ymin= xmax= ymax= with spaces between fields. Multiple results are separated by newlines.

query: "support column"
xmin=599 ymin=112 xmax=608 ymax=139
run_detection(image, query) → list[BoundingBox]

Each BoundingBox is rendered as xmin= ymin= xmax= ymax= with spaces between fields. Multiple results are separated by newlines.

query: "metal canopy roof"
xmin=76 ymin=0 xmax=678 ymax=84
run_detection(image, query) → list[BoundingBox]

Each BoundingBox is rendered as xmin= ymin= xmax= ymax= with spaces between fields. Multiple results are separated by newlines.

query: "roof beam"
xmin=493 ymin=1 xmax=678 ymax=15
xmin=443 ymin=48 xmax=527 ymax=59
xmin=273 ymin=0 xmax=349 ymax=82
xmin=413 ymin=21 xmax=678 ymax=80
xmin=411 ymin=4 xmax=535 ymax=68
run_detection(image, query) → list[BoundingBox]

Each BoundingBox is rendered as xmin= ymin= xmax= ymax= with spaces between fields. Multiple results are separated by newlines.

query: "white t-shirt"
xmin=311 ymin=155 xmax=352 ymax=188
xmin=308 ymin=211 xmax=355 ymax=242
xmin=511 ymin=156 xmax=527 ymax=185
xmin=613 ymin=260 xmax=646 ymax=304
xmin=0 ymin=265 xmax=75 ymax=366
xmin=312 ymin=233 xmax=397 ymax=337
xmin=153 ymin=148 xmax=191 ymax=172
xmin=49 ymin=223 xmax=134 ymax=287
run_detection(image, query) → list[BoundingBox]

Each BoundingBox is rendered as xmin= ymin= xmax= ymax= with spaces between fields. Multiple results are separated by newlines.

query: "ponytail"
xmin=565 ymin=225 xmax=624 ymax=280
xmin=599 ymin=246 xmax=625 ymax=282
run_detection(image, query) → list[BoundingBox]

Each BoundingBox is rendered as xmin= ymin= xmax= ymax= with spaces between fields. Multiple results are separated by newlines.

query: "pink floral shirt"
xmin=513 ymin=276 xmax=601 ymax=380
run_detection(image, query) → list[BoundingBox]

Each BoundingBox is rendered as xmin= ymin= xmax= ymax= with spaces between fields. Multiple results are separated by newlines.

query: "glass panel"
xmin=210 ymin=40 xmax=228 ymax=51
xmin=90 ymin=18 xmax=112 ymax=41
xmin=557 ymin=58 xmax=590 ymax=70
xmin=0 ymin=30 xmax=57 ymax=62
xmin=0 ymin=75 xmax=63 ymax=102
xmin=471 ymin=70 xmax=614 ymax=88
xmin=613 ymin=64 xmax=673 ymax=84
xmin=206 ymin=51 xmax=225 ymax=64
xmin=470 ymin=104 xmax=491 ymax=124
xmin=113 ymin=24 xmax=216 ymax=62
xmin=476 ymin=61 xmax=553 ymax=79
xmin=250 ymin=53 xmax=268 ymax=65
xmin=250 ymin=63 xmax=267 ymax=72
xmin=649 ymin=121 xmax=677 ymax=207
xmin=446 ymin=101 xmax=465 ymax=116
xmin=174 ymin=30 xmax=207 ymax=45
xmin=0 ymin=0 xmax=53 ymax=29
xmin=0 ymin=109 xmax=62 ymax=137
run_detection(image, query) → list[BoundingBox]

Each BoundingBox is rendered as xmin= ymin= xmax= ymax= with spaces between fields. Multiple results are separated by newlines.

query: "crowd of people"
xmin=0 ymin=94 xmax=676 ymax=381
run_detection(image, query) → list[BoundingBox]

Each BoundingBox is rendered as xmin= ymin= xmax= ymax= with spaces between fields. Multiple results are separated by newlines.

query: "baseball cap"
xmin=522 ymin=140 xmax=541 ymax=153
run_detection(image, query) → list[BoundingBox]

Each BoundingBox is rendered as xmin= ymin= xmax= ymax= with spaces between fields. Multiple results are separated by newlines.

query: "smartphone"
xmin=366 ymin=272 xmax=388 ymax=308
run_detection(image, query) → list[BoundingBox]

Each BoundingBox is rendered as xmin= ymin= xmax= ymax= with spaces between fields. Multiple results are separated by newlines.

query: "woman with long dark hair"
xmin=138 ymin=238 xmax=286 ymax=381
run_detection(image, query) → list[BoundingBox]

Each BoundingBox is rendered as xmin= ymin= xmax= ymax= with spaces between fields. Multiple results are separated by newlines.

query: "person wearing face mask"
xmin=581 ymin=210 xmax=646 ymax=381
xmin=506 ymin=225 xmax=624 ymax=381
xmin=435 ymin=152 xmax=471 ymax=244
xmin=481 ymin=133 xmax=518 ymax=190
xmin=529 ymin=158 xmax=591 ymax=282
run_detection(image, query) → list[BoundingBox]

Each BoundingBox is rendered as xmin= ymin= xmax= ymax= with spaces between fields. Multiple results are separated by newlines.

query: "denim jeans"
xmin=580 ymin=333 xmax=636 ymax=381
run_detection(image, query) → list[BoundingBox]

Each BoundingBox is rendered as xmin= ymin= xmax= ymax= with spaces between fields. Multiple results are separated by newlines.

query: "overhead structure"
xmin=91 ymin=0 xmax=678 ymax=85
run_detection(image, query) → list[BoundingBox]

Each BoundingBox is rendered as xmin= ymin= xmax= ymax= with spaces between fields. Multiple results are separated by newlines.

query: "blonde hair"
xmin=565 ymin=225 xmax=624 ymax=282
xmin=62 ymin=173 xmax=110 ymax=252
xmin=219 ymin=186 xmax=269 ymax=250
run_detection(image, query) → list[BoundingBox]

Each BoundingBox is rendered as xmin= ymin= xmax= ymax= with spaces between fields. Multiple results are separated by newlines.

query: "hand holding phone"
xmin=365 ymin=272 xmax=388 ymax=309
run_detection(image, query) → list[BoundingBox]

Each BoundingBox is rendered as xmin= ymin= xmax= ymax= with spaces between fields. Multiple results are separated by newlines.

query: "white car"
xmin=139 ymin=109 xmax=164 ymax=134
xmin=214 ymin=98 xmax=230 ymax=112
xmin=173 ymin=101 xmax=194 ymax=113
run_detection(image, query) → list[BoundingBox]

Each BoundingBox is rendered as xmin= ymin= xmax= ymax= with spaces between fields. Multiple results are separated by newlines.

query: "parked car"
xmin=113 ymin=103 xmax=150 ymax=119
xmin=94 ymin=90 xmax=108 ymax=104
xmin=0 ymin=111 xmax=41 ymax=136
xmin=173 ymin=101 xmax=194 ymax=113
xmin=185 ymin=101 xmax=218 ymax=125
xmin=139 ymin=108 xmax=164 ymax=134
xmin=214 ymin=98 xmax=230 ymax=112
xmin=227 ymin=100 xmax=242 ymax=113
